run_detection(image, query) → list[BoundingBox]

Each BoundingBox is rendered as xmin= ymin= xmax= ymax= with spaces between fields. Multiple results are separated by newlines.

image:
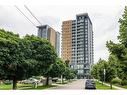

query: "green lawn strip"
xmin=0 ymin=83 xmax=57 ymax=90
xmin=19 ymin=85 xmax=57 ymax=90
xmin=96 ymin=81 xmax=116 ymax=90
xmin=0 ymin=84 xmax=12 ymax=90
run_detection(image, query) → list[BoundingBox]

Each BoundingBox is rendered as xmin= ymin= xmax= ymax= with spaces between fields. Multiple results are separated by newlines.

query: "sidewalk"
xmin=97 ymin=80 xmax=126 ymax=90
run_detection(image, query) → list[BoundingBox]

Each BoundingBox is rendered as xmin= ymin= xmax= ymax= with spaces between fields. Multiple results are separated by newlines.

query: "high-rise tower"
xmin=37 ymin=25 xmax=60 ymax=57
xmin=62 ymin=13 xmax=94 ymax=78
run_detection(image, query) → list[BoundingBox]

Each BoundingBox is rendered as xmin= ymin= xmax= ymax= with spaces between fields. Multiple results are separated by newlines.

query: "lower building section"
xmin=70 ymin=64 xmax=91 ymax=79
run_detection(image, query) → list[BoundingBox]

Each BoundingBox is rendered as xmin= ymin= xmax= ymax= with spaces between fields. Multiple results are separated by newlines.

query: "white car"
xmin=22 ymin=78 xmax=39 ymax=84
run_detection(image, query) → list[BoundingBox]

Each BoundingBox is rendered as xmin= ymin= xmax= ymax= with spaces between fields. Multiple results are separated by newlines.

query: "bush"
xmin=112 ymin=77 xmax=122 ymax=85
xmin=121 ymin=80 xmax=127 ymax=86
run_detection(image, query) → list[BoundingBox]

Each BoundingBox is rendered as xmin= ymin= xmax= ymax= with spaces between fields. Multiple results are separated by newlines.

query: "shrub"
xmin=121 ymin=80 xmax=127 ymax=86
xmin=112 ymin=77 xmax=122 ymax=85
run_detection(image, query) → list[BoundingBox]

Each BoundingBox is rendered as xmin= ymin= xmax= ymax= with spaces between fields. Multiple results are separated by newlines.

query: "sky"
xmin=0 ymin=0 xmax=127 ymax=63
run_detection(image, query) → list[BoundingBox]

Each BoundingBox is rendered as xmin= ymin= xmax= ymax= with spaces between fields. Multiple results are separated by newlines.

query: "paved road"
xmin=48 ymin=79 xmax=85 ymax=90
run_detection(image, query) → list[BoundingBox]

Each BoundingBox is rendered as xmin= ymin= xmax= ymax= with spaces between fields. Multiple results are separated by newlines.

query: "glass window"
xmin=85 ymin=60 xmax=88 ymax=63
xmin=77 ymin=65 xmax=84 ymax=69
xmin=85 ymin=26 xmax=88 ymax=28
xmin=85 ymin=19 xmax=88 ymax=23
xmin=78 ymin=70 xmax=84 ymax=74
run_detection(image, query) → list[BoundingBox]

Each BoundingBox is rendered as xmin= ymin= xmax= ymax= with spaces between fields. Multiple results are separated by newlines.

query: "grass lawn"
xmin=0 ymin=84 xmax=12 ymax=90
xmin=0 ymin=79 xmax=75 ymax=90
xmin=19 ymin=85 xmax=57 ymax=90
xmin=96 ymin=81 xmax=116 ymax=90
xmin=0 ymin=83 xmax=57 ymax=90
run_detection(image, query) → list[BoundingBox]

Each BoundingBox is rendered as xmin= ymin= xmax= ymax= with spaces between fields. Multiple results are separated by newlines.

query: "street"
xmin=48 ymin=79 xmax=85 ymax=90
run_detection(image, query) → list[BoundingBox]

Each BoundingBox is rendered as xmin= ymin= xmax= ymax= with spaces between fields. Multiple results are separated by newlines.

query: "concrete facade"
xmin=61 ymin=20 xmax=72 ymax=62
xmin=37 ymin=25 xmax=60 ymax=57
xmin=55 ymin=31 xmax=60 ymax=57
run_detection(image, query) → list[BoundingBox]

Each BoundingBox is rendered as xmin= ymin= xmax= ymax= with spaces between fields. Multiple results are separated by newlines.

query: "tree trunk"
xmin=110 ymin=82 xmax=112 ymax=89
xmin=46 ymin=77 xmax=49 ymax=86
xmin=102 ymin=80 xmax=103 ymax=85
xmin=12 ymin=76 xmax=17 ymax=90
xmin=61 ymin=75 xmax=63 ymax=84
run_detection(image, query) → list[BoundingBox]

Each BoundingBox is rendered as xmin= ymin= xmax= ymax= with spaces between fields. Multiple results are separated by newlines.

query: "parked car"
xmin=3 ymin=80 xmax=13 ymax=85
xmin=52 ymin=78 xmax=58 ymax=82
xmin=85 ymin=79 xmax=96 ymax=89
xmin=22 ymin=78 xmax=40 ymax=84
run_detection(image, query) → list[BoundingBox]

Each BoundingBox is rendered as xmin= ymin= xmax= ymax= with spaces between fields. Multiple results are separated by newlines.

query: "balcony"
xmin=77 ymin=39 xmax=84 ymax=42
xmin=77 ymin=42 xmax=83 ymax=45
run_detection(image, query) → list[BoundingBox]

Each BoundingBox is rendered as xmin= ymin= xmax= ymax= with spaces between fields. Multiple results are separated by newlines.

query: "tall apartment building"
xmin=62 ymin=13 xmax=94 ymax=78
xmin=61 ymin=20 xmax=72 ymax=62
xmin=37 ymin=25 xmax=60 ymax=57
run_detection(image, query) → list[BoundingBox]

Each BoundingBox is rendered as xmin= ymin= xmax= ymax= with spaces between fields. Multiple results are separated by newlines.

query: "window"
xmin=85 ymin=47 xmax=88 ymax=51
xmin=78 ymin=70 xmax=84 ymax=74
xmin=85 ymin=26 xmax=88 ymax=28
xmin=85 ymin=19 xmax=88 ymax=23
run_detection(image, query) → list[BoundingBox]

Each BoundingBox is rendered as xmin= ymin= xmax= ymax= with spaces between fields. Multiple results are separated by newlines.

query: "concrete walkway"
xmin=47 ymin=79 xmax=85 ymax=90
xmin=98 ymin=80 xmax=126 ymax=90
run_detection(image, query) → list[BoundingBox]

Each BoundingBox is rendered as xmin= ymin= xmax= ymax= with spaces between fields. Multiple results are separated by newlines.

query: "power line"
xmin=14 ymin=5 xmax=36 ymax=27
xmin=24 ymin=5 xmax=42 ymax=26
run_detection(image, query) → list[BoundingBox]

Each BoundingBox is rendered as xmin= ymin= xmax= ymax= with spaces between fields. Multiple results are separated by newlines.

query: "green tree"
xmin=91 ymin=58 xmax=116 ymax=89
xmin=118 ymin=6 xmax=127 ymax=46
xmin=65 ymin=59 xmax=70 ymax=67
xmin=97 ymin=59 xmax=107 ymax=83
xmin=0 ymin=30 xmax=36 ymax=89
xmin=46 ymin=58 xmax=66 ymax=78
xmin=106 ymin=55 xmax=116 ymax=89
xmin=0 ymin=30 xmax=57 ymax=89
xmin=64 ymin=67 xmax=76 ymax=80
xmin=91 ymin=64 xmax=99 ymax=79
xmin=24 ymin=35 xmax=57 ymax=85
xmin=106 ymin=6 xmax=127 ymax=81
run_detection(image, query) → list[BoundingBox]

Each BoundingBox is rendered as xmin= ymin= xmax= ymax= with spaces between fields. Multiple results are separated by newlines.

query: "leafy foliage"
xmin=0 ymin=29 xmax=76 ymax=88
xmin=106 ymin=6 xmax=127 ymax=80
xmin=92 ymin=6 xmax=127 ymax=88
xmin=0 ymin=29 xmax=57 ymax=89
